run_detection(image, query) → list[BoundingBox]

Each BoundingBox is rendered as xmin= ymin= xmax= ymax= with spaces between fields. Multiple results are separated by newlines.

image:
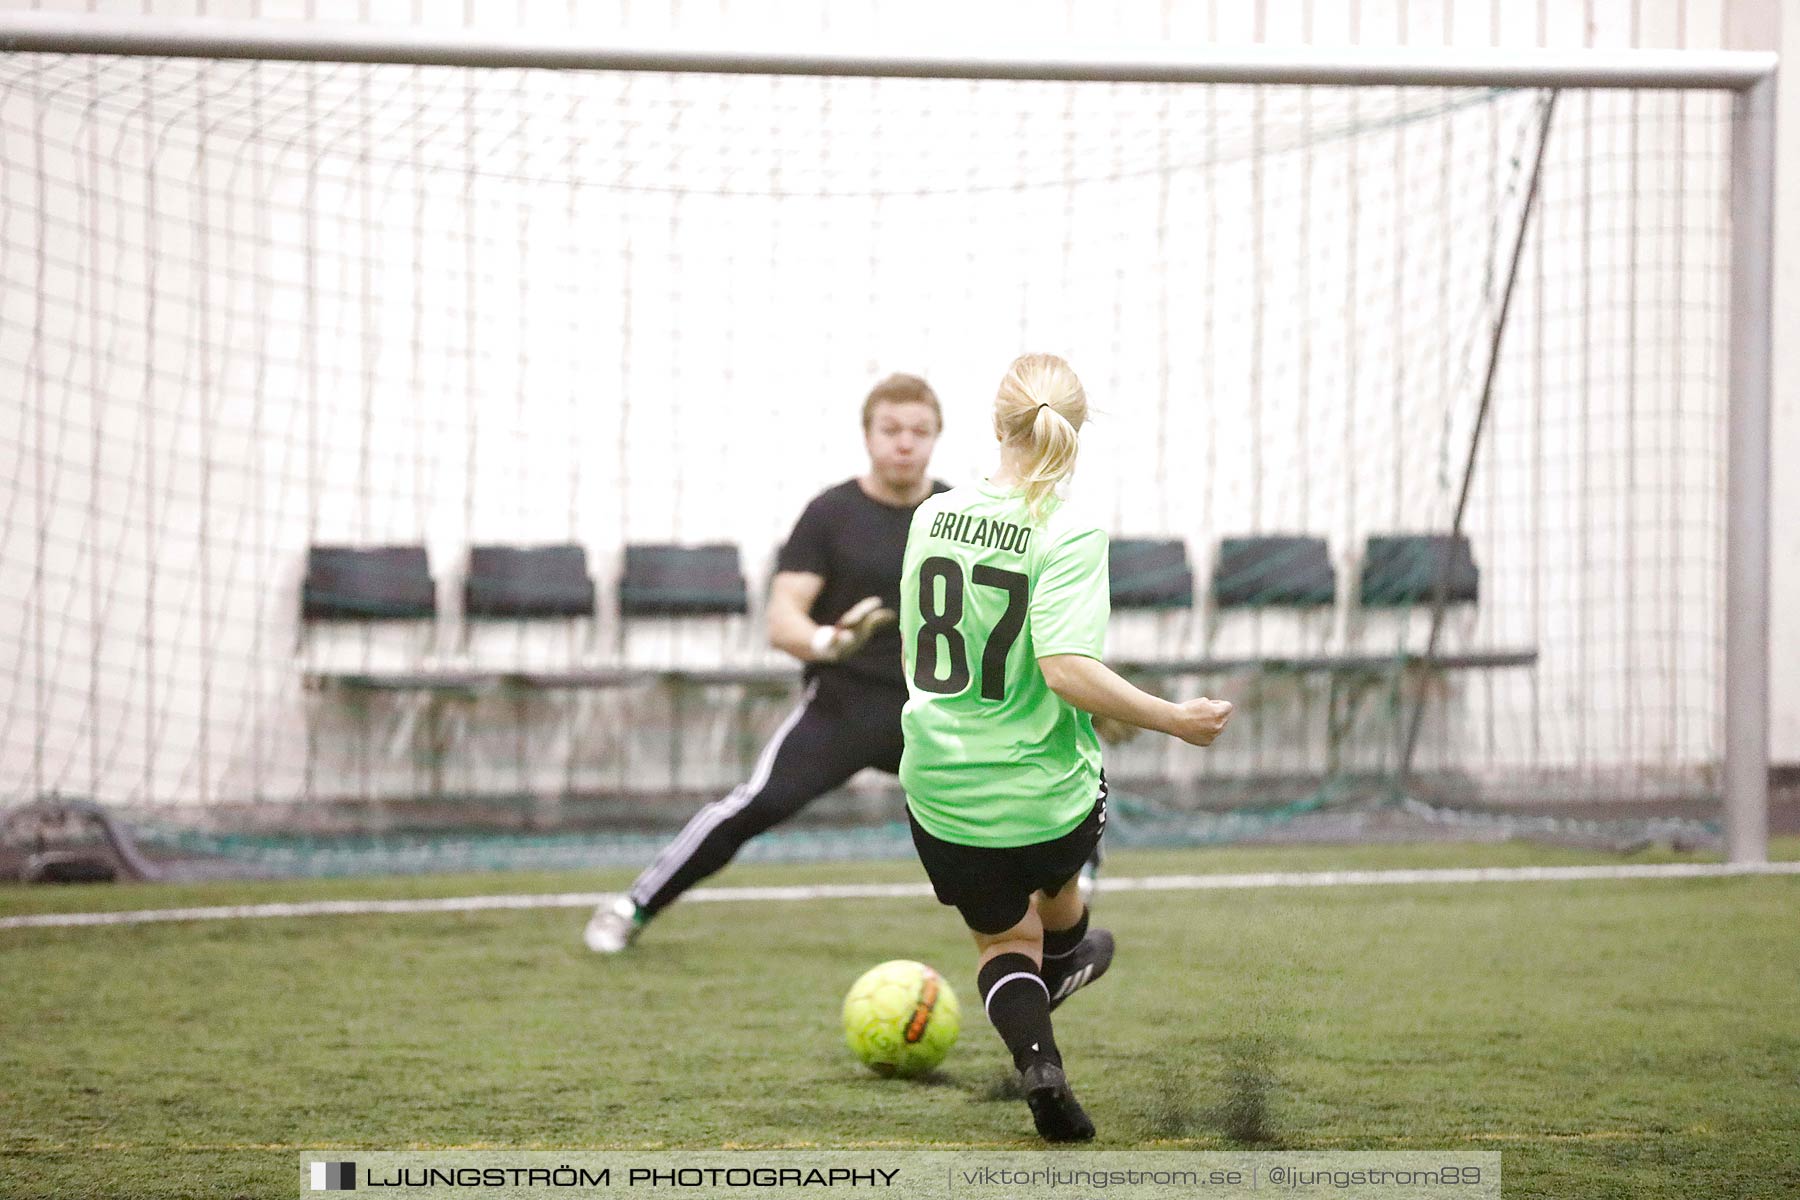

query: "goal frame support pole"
xmin=1724 ymin=73 xmax=1776 ymax=864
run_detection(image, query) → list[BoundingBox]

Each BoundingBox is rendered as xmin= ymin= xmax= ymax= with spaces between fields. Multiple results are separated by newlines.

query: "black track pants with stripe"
xmin=628 ymin=673 xmax=906 ymax=917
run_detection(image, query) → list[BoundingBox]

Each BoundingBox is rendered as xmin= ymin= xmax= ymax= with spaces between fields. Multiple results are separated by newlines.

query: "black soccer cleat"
xmin=1022 ymin=1061 xmax=1096 ymax=1142
xmin=1044 ymin=927 xmax=1114 ymax=1013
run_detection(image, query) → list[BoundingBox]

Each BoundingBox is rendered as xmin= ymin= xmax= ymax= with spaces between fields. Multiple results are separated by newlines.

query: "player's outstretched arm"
xmin=1037 ymin=654 xmax=1233 ymax=747
xmin=768 ymin=572 xmax=895 ymax=664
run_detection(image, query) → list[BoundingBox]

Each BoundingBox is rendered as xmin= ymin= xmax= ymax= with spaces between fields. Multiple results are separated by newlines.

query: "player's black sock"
xmin=1041 ymin=907 xmax=1090 ymax=968
xmin=979 ymin=953 xmax=1060 ymax=1072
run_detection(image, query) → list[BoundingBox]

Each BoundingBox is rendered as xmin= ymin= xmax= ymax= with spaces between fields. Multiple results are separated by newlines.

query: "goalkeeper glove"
xmin=809 ymin=595 xmax=895 ymax=662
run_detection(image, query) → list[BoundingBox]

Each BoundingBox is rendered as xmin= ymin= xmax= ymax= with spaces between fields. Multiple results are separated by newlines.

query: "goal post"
xmin=1722 ymin=72 xmax=1776 ymax=865
xmin=0 ymin=13 xmax=1776 ymax=866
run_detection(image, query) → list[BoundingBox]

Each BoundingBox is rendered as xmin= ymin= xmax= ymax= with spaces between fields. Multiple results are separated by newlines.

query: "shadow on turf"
xmin=1121 ymin=1032 xmax=1285 ymax=1146
xmin=846 ymin=1068 xmax=968 ymax=1091
xmin=973 ymin=1070 xmax=1026 ymax=1103
xmin=957 ymin=997 xmax=1289 ymax=1145
xmin=1209 ymin=1033 xmax=1282 ymax=1145
xmin=886 ymin=1070 xmax=967 ymax=1090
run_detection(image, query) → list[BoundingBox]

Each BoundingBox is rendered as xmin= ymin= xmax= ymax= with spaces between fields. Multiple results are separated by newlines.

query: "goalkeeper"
xmin=585 ymin=374 xmax=951 ymax=953
xmin=899 ymin=354 xmax=1233 ymax=1140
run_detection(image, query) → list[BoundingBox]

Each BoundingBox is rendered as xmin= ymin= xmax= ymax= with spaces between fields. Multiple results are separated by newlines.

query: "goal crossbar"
xmin=0 ymin=12 xmax=1779 ymax=91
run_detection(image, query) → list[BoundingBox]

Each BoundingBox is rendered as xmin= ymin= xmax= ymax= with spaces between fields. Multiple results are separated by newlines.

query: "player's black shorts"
xmin=907 ymin=775 xmax=1107 ymax=935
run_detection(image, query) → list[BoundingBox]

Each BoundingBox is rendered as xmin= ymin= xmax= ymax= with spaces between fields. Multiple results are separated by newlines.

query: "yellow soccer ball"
xmin=841 ymin=960 xmax=961 ymax=1078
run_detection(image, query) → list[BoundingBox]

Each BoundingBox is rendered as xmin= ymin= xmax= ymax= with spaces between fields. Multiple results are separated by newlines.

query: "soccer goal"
xmin=0 ymin=14 xmax=1775 ymax=873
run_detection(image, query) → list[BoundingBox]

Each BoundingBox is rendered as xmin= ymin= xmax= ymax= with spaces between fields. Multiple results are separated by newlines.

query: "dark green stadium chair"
xmin=464 ymin=544 xmax=596 ymax=619
xmin=302 ymin=545 xmax=436 ymax=620
xmin=617 ymin=543 xmax=757 ymax=791
xmin=1359 ymin=534 xmax=1480 ymax=608
xmin=1212 ymin=535 xmax=1337 ymax=608
xmin=619 ymin=543 xmax=750 ymax=616
xmin=298 ymin=545 xmax=460 ymax=800
xmin=1108 ymin=538 xmax=1195 ymax=609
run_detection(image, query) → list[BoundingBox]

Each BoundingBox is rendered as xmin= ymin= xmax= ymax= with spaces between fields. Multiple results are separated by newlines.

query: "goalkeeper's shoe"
xmin=1044 ymin=927 xmax=1114 ymax=1013
xmin=583 ymin=895 xmax=645 ymax=954
xmin=1021 ymin=1061 xmax=1097 ymax=1142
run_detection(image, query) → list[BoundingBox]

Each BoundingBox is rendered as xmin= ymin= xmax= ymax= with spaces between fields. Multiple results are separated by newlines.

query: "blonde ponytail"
xmin=993 ymin=353 xmax=1088 ymax=522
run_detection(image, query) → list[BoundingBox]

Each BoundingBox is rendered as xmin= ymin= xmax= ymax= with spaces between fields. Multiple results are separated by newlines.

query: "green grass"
xmin=2 ymin=840 xmax=1797 ymax=1198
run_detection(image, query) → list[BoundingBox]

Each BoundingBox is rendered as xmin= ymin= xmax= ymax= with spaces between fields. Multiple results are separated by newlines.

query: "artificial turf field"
xmin=2 ymin=839 xmax=1796 ymax=1199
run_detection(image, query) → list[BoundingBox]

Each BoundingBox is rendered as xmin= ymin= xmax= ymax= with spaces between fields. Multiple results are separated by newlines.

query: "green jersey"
xmin=898 ymin=482 xmax=1110 ymax=847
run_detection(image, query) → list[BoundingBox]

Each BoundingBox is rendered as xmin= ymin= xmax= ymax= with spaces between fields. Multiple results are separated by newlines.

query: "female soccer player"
xmin=898 ymin=354 xmax=1233 ymax=1141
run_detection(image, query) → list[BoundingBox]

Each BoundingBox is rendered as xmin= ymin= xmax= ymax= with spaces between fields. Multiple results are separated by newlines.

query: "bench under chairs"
xmin=614 ymin=543 xmax=787 ymax=788
xmin=300 ymin=544 xmax=479 ymax=691
xmin=1102 ymin=531 xmax=1533 ymax=777
xmin=297 ymin=531 xmax=1530 ymax=694
xmin=301 ymin=541 xmax=759 ymax=686
xmin=299 ymin=544 xmax=481 ymax=798
xmin=1101 ymin=531 xmax=1527 ymax=673
xmin=298 ymin=532 xmax=1535 ymax=796
xmin=301 ymin=541 xmax=782 ymax=796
